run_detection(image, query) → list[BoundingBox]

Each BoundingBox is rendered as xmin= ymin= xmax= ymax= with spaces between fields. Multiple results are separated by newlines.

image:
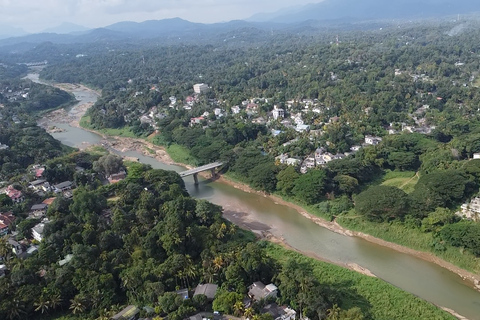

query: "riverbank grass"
xmin=165 ymin=144 xmax=197 ymax=166
xmin=265 ymin=243 xmax=455 ymax=319
xmin=337 ymin=214 xmax=480 ymax=273
xmin=80 ymin=115 xmax=137 ymax=138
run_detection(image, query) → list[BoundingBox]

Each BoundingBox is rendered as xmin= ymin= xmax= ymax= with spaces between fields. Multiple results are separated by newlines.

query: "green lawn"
xmin=381 ymin=170 xmax=419 ymax=193
xmin=265 ymin=243 xmax=455 ymax=320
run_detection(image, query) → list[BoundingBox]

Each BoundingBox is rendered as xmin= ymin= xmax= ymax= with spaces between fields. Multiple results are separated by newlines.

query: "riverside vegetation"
xmin=1 ymin=18 xmax=479 ymax=319
xmin=31 ymin=21 xmax=480 ymax=274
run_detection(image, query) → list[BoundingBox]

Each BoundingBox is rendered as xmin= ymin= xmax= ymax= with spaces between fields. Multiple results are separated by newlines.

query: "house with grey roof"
xmin=194 ymin=283 xmax=218 ymax=300
xmin=248 ymin=281 xmax=278 ymax=301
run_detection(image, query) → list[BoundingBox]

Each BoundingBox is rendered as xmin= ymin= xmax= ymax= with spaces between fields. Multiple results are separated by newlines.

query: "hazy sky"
xmin=0 ymin=0 xmax=325 ymax=32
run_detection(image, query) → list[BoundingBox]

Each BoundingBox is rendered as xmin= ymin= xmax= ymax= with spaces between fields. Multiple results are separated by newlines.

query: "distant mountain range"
xmin=41 ymin=22 xmax=90 ymax=35
xmin=0 ymin=0 xmax=479 ymax=48
xmin=0 ymin=25 xmax=27 ymax=40
xmin=249 ymin=0 xmax=480 ymax=23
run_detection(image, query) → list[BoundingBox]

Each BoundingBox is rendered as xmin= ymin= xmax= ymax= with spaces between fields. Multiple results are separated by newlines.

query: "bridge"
xmin=179 ymin=161 xmax=223 ymax=185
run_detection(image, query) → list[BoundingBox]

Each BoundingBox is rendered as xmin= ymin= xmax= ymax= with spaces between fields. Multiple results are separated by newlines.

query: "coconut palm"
xmin=48 ymin=293 xmax=62 ymax=310
xmin=6 ymin=299 xmax=26 ymax=320
xmin=326 ymin=304 xmax=341 ymax=320
xmin=233 ymin=301 xmax=245 ymax=317
xmin=34 ymin=295 xmax=50 ymax=314
xmin=69 ymin=295 xmax=87 ymax=315
xmin=244 ymin=307 xmax=255 ymax=320
xmin=212 ymin=255 xmax=224 ymax=272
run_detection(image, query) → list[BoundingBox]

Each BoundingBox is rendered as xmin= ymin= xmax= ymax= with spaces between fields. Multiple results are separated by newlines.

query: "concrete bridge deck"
xmin=179 ymin=161 xmax=223 ymax=184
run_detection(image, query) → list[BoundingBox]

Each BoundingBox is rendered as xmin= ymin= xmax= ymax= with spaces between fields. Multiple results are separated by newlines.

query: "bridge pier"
xmin=211 ymin=168 xmax=216 ymax=179
xmin=193 ymin=173 xmax=199 ymax=185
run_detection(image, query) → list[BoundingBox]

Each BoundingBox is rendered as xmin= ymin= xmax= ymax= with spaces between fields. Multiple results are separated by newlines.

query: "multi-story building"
xmin=193 ymin=83 xmax=209 ymax=94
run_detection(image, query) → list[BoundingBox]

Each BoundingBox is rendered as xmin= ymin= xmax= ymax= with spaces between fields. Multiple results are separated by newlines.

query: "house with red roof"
xmin=5 ymin=185 xmax=24 ymax=203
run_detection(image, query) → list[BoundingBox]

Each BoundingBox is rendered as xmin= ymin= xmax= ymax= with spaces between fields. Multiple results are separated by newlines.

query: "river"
xmin=29 ymin=74 xmax=480 ymax=320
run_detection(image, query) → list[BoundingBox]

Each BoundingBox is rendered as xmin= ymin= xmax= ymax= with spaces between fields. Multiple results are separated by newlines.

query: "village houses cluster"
xmin=0 ymin=162 xmax=127 ymax=277
xmin=108 ymin=281 xmax=297 ymax=320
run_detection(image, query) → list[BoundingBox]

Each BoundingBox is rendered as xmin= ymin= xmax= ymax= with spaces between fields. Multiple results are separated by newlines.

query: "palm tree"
xmin=212 ymin=255 xmax=224 ymax=272
xmin=69 ymin=295 xmax=87 ymax=315
xmin=48 ymin=293 xmax=62 ymax=310
xmin=34 ymin=295 xmax=50 ymax=314
xmin=233 ymin=301 xmax=245 ymax=317
xmin=183 ymin=255 xmax=197 ymax=287
xmin=252 ymin=315 xmax=261 ymax=320
xmin=326 ymin=304 xmax=341 ymax=320
xmin=6 ymin=299 xmax=25 ymax=320
xmin=244 ymin=307 xmax=255 ymax=320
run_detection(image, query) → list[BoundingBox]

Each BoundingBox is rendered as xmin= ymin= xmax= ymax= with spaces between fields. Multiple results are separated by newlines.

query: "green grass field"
xmin=381 ymin=170 xmax=419 ymax=193
xmin=166 ymin=144 xmax=198 ymax=166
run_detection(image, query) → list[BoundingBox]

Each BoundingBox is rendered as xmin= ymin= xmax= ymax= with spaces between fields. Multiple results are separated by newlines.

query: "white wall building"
xmin=272 ymin=105 xmax=285 ymax=120
xmin=193 ymin=83 xmax=209 ymax=94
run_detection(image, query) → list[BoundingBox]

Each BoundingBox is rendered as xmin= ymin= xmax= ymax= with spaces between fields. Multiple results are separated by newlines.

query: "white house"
xmin=473 ymin=153 xmax=480 ymax=160
xmin=193 ymin=83 xmax=209 ymax=94
xmin=364 ymin=135 xmax=382 ymax=145
xmin=231 ymin=106 xmax=241 ymax=114
xmin=32 ymin=222 xmax=47 ymax=242
xmin=272 ymin=105 xmax=285 ymax=120
xmin=457 ymin=197 xmax=480 ymax=221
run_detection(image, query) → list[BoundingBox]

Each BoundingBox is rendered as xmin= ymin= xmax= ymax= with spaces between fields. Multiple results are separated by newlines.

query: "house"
xmin=0 ymin=212 xmax=15 ymax=230
xmin=193 ymin=83 xmax=209 ymax=94
xmin=231 ymin=106 xmax=241 ymax=114
xmin=176 ymin=288 xmax=189 ymax=300
xmin=350 ymin=145 xmax=361 ymax=152
xmin=286 ymin=158 xmax=301 ymax=166
xmin=5 ymin=185 xmax=24 ymax=203
xmin=8 ymin=239 xmax=24 ymax=256
xmin=53 ymin=181 xmax=73 ymax=193
xmin=473 ymin=153 xmax=480 ymax=160
xmin=271 ymin=129 xmax=283 ymax=137
xmin=273 ymin=106 xmax=285 ymax=120
xmin=42 ymin=197 xmax=56 ymax=206
xmin=295 ymin=124 xmax=310 ymax=133
xmin=29 ymin=179 xmax=46 ymax=191
xmin=58 ymin=254 xmax=74 ymax=266
xmin=262 ymin=303 xmax=296 ymax=320
xmin=30 ymin=204 xmax=48 ymax=218
xmin=0 ymin=264 xmax=6 ymax=278
xmin=251 ymin=117 xmax=266 ymax=125
xmin=111 ymin=305 xmax=140 ymax=320
xmin=248 ymin=282 xmax=278 ymax=301
xmin=194 ymin=283 xmax=218 ymax=300
xmin=364 ymin=135 xmax=382 ymax=145
xmin=457 ymin=197 xmax=480 ymax=221
xmin=190 ymin=117 xmax=205 ymax=127
xmin=0 ymin=222 xmax=8 ymax=236
xmin=35 ymin=167 xmax=45 ymax=178
xmin=275 ymin=154 xmax=288 ymax=165
xmin=108 ymin=171 xmax=126 ymax=184
xmin=32 ymin=221 xmax=48 ymax=242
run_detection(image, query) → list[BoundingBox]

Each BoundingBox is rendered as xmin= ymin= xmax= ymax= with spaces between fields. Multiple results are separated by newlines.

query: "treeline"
xmin=0 ymin=163 xmax=371 ymax=320
xmin=0 ymin=79 xmax=74 ymax=113
xmin=37 ymin=23 xmax=480 ymax=137
xmin=0 ymin=124 xmax=72 ymax=180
